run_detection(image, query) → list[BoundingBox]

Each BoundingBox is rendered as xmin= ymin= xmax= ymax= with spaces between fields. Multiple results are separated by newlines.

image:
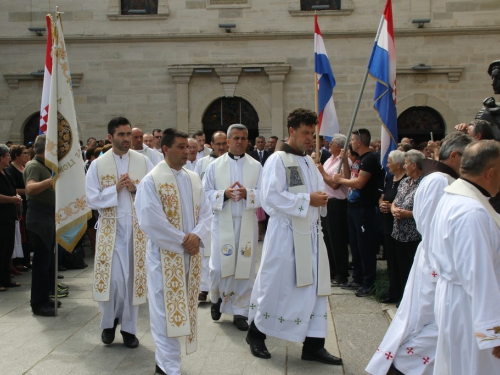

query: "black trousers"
xmin=0 ymin=220 xmax=16 ymax=287
xmin=395 ymin=239 xmax=420 ymax=295
xmin=29 ymin=230 xmax=55 ymax=310
xmin=324 ymin=198 xmax=349 ymax=282
xmin=248 ymin=322 xmax=325 ymax=353
xmin=384 ymin=233 xmax=402 ymax=300
xmin=347 ymin=206 xmax=378 ymax=290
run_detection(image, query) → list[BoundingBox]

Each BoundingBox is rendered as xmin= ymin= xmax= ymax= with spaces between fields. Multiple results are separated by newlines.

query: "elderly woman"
xmin=317 ymin=134 xmax=352 ymax=286
xmin=379 ymin=150 xmax=406 ymax=304
xmin=7 ymin=144 xmax=32 ymax=271
xmin=391 ymin=150 xmax=424 ymax=296
xmin=0 ymin=144 xmax=22 ymax=291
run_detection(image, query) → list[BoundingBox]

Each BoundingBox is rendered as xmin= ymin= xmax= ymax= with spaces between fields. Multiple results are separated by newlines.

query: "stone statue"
xmin=475 ymin=60 xmax=500 ymax=140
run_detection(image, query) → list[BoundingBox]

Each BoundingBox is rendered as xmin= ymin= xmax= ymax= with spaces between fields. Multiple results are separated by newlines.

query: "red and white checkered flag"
xmin=39 ymin=15 xmax=52 ymax=134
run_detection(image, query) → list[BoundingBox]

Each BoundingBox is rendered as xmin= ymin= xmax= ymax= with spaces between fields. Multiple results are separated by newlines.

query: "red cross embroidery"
xmin=385 ymin=352 xmax=394 ymax=360
xmin=423 ymin=357 xmax=430 ymax=364
xmin=431 ymin=271 xmax=438 ymax=278
xmin=406 ymin=347 xmax=414 ymax=354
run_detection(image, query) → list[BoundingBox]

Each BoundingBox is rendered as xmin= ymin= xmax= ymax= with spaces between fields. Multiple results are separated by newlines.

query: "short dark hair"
xmin=108 ymin=117 xmax=131 ymax=135
xmin=461 ymin=140 xmax=500 ymax=176
xmin=255 ymin=136 xmax=265 ymax=142
xmin=269 ymin=136 xmax=278 ymax=141
xmin=152 ymin=128 xmax=162 ymax=134
xmin=469 ymin=119 xmax=494 ymax=140
xmin=211 ymin=131 xmax=226 ymax=143
xmin=162 ymin=128 xmax=189 ymax=149
xmin=192 ymin=130 xmax=204 ymax=138
xmin=86 ymin=137 xmax=96 ymax=144
xmin=287 ymin=108 xmax=318 ymax=134
xmin=352 ymin=128 xmax=371 ymax=147
xmin=9 ymin=144 xmax=25 ymax=161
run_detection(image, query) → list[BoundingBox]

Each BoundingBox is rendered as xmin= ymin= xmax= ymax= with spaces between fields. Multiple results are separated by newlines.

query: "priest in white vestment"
xmin=430 ymin=140 xmax=500 ymax=375
xmin=194 ymin=131 xmax=228 ymax=302
xmin=366 ymin=132 xmax=473 ymax=375
xmin=135 ymin=128 xmax=212 ymax=375
xmin=131 ymin=127 xmax=162 ymax=166
xmin=184 ymin=138 xmax=198 ymax=171
xmin=86 ymin=117 xmax=153 ymax=348
xmin=247 ymin=108 xmax=341 ymax=365
xmin=203 ymin=124 xmax=262 ymax=331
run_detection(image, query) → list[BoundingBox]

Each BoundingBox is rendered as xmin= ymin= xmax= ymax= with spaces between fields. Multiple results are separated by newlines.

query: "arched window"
xmin=397 ymin=106 xmax=446 ymax=143
xmin=23 ymin=112 xmax=41 ymax=145
xmin=202 ymin=97 xmax=259 ymax=144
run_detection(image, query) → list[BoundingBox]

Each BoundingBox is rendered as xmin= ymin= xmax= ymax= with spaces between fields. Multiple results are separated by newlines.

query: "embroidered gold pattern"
xmin=163 ymin=251 xmax=188 ymax=328
xmin=159 ymin=183 xmax=181 ymax=230
xmin=132 ymin=199 xmax=147 ymax=302
xmin=94 ymin=206 xmax=115 ymax=295
xmin=187 ymin=252 xmax=202 ymax=344
xmin=55 ymin=195 xmax=88 ymax=225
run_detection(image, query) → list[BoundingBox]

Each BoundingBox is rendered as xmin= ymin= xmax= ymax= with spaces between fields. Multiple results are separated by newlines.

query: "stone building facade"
xmin=0 ymin=0 xmax=498 ymax=144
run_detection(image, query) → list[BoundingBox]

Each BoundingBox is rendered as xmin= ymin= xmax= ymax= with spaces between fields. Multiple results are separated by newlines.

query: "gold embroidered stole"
xmin=214 ymin=153 xmax=259 ymax=279
xmin=93 ymin=150 xmax=148 ymax=305
xmin=151 ymin=162 xmax=202 ymax=354
xmin=445 ymin=179 xmax=500 ymax=229
xmin=276 ymin=151 xmax=331 ymax=296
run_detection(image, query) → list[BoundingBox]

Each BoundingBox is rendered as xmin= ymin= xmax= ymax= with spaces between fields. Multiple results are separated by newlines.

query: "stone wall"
xmin=0 ymin=0 xmax=499 ymax=142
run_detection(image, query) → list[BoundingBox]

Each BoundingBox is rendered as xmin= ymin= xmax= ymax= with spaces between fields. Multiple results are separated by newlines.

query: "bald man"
xmin=131 ymin=128 xmax=162 ymax=166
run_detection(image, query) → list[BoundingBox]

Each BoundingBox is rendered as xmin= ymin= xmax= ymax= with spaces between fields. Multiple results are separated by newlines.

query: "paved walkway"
xmin=0 ymin=244 xmax=390 ymax=375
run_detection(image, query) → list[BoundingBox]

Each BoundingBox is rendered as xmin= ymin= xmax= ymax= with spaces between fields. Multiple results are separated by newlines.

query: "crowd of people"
xmin=1 ymin=105 xmax=500 ymax=373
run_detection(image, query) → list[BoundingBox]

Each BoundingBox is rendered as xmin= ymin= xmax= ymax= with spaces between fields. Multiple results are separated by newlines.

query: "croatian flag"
xmin=368 ymin=0 xmax=397 ymax=169
xmin=315 ymin=14 xmax=339 ymax=139
xmin=39 ymin=15 xmax=52 ymax=134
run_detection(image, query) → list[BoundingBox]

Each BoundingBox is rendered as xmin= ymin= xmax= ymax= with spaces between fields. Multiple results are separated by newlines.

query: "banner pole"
xmin=336 ymin=14 xmax=386 ymax=174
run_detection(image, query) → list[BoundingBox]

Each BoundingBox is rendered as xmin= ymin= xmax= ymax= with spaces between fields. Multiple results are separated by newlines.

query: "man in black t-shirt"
xmin=333 ymin=129 xmax=382 ymax=297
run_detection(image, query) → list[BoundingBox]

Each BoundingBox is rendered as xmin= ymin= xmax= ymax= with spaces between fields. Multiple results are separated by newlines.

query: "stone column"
xmin=170 ymin=68 xmax=193 ymax=134
xmin=264 ymin=66 xmax=290 ymax=140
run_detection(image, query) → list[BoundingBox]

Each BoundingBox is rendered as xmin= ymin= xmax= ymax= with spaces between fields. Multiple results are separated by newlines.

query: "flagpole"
xmin=336 ymin=13 xmax=386 ymax=174
xmin=312 ymin=6 xmax=328 ymax=164
xmin=52 ymin=11 xmax=59 ymax=317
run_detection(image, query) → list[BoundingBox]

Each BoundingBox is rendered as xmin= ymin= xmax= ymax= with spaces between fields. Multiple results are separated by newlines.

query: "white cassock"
xmin=203 ymin=155 xmax=262 ymax=317
xmin=194 ymin=155 xmax=216 ymax=293
xmin=135 ymin=168 xmax=212 ymax=375
xmin=184 ymin=160 xmax=197 ymax=171
xmin=196 ymin=148 xmax=211 ymax=160
xmin=430 ymin=183 xmax=500 ymax=375
xmin=248 ymin=153 xmax=328 ymax=342
xmin=135 ymin=145 xmax=163 ymax=166
xmin=86 ymin=152 xmax=153 ymax=334
xmin=366 ymin=172 xmax=453 ymax=375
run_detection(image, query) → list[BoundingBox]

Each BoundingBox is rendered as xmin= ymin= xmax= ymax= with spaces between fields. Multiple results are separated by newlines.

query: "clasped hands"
xmin=182 ymin=233 xmax=200 ymax=256
xmin=116 ymin=173 xmax=136 ymax=193
xmin=392 ymin=206 xmax=410 ymax=219
xmin=225 ymin=181 xmax=247 ymax=202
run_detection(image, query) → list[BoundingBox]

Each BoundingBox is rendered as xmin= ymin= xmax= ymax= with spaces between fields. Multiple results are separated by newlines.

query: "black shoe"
xmin=246 ymin=335 xmax=271 ymax=359
xmin=198 ymin=291 xmax=208 ymax=302
xmin=121 ymin=330 xmax=139 ymax=348
xmin=331 ymin=280 xmax=347 ymax=287
xmin=49 ymin=299 xmax=62 ymax=308
xmin=155 ymin=364 xmax=167 ymax=374
xmin=101 ymin=318 xmax=119 ymax=345
xmin=355 ymin=288 xmax=374 ymax=297
xmin=233 ymin=317 xmax=249 ymax=331
xmin=57 ymin=274 xmax=64 ymax=279
xmin=340 ymin=281 xmax=362 ymax=290
xmin=211 ymin=298 xmax=222 ymax=321
xmin=33 ymin=305 xmax=56 ymax=317
xmin=381 ymin=297 xmax=397 ymax=304
xmin=301 ymin=348 xmax=342 ymax=365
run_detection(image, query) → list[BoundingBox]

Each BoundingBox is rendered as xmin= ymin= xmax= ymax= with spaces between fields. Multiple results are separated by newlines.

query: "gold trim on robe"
xmin=151 ymin=161 xmax=202 ymax=354
xmin=93 ymin=150 xmax=148 ymax=305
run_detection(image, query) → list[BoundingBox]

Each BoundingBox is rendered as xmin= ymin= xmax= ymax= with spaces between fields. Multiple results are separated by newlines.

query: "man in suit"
xmin=249 ymin=136 xmax=271 ymax=166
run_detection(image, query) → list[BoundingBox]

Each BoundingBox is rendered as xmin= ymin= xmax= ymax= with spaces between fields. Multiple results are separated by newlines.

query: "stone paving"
xmin=0 ymin=244 xmax=390 ymax=375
